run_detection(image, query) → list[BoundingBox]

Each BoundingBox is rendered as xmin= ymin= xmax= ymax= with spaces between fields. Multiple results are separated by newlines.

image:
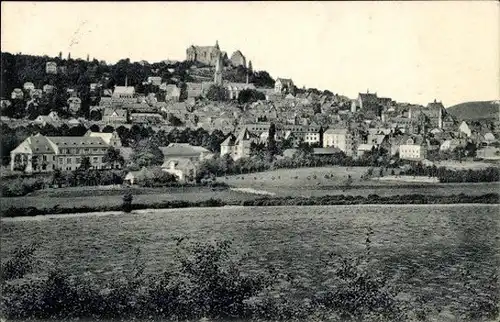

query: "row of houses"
xmin=10 ymin=130 xmax=216 ymax=182
xmin=220 ymin=122 xmax=500 ymax=162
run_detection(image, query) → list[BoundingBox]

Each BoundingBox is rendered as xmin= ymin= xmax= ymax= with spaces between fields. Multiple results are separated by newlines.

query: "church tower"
xmin=214 ymin=53 xmax=223 ymax=85
xmin=215 ymin=40 xmax=220 ymax=50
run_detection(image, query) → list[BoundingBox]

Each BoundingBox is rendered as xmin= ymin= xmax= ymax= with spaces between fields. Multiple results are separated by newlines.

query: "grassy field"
xmin=217 ymin=166 xmax=369 ymax=188
xmin=0 ymin=186 xmax=255 ymax=211
xmin=1 ymin=204 xmax=498 ymax=319
xmin=2 ymin=166 xmax=499 ymax=211
xmin=217 ymin=166 xmax=499 ymax=198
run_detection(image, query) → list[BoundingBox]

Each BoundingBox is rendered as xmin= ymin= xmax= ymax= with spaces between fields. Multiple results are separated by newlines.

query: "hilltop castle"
xmin=186 ymin=40 xmax=247 ymax=67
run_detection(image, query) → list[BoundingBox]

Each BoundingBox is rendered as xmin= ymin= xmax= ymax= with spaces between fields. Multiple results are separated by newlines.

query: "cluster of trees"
xmin=401 ymin=163 xmax=500 ymax=183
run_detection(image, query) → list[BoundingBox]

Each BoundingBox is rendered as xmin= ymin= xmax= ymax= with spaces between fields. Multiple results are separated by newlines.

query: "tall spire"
xmin=214 ymin=53 xmax=223 ymax=85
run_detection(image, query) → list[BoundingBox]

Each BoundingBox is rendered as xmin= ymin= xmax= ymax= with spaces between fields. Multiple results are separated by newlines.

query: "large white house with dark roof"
xmin=10 ymin=131 xmax=122 ymax=173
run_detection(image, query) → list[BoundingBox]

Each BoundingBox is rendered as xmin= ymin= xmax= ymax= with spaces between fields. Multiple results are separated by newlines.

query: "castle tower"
xmin=214 ymin=53 xmax=223 ymax=85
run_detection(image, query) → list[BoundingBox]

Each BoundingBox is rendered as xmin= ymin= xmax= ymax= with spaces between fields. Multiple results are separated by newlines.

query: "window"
xmin=59 ymin=157 xmax=63 ymax=164
xmin=93 ymin=148 xmax=98 ymax=153
xmin=76 ymin=157 xmax=81 ymax=163
xmin=43 ymin=155 xmax=47 ymax=161
xmin=53 ymin=156 xmax=55 ymax=161
xmin=75 ymin=149 xmax=80 ymax=154
xmin=67 ymin=158 xmax=72 ymax=164
xmin=93 ymin=157 xmax=98 ymax=162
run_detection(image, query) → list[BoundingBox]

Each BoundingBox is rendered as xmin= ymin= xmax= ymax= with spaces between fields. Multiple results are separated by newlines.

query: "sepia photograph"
xmin=0 ymin=1 xmax=499 ymax=321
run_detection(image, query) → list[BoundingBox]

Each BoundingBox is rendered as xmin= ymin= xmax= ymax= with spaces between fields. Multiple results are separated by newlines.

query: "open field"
xmin=217 ymin=166 xmax=369 ymax=188
xmin=2 ymin=204 xmax=499 ymax=319
xmin=1 ymin=166 xmax=499 ymax=210
xmin=0 ymin=186 xmax=255 ymax=211
xmin=217 ymin=166 xmax=499 ymax=198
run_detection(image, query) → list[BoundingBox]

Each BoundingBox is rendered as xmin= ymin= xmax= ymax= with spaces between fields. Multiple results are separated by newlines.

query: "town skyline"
xmin=1 ymin=1 xmax=499 ymax=106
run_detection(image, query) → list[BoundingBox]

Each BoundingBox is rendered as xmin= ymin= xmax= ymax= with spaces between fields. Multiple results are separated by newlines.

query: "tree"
xmin=237 ymin=89 xmax=265 ymax=104
xmin=103 ymin=147 xmax=125 ymax=169
xmin=78 ymin=156 xmax=92 ymax=171
xmin=102 ymin=125 xmax=115 ymax=133
xmin=206 ymin=85 xmax=228 ymax=101
xmin=266 ymin=123 xmax=278 ymax=162
xmin=122 ymin=190 xmax=133 ymax=213
xmin=131 ymin=139 xmax=164 ymax=168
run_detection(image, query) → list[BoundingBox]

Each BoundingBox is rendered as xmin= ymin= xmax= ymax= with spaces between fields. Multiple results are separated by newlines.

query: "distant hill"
xmin=446 ymin=100 xmax=499 ymax=121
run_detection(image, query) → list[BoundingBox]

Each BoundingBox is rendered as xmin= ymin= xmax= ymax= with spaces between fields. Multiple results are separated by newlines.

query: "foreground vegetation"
xmin=1 ymin=236 xmax=497 ymax=321
xmin=1 ymin=193 xmax=498 ymax=218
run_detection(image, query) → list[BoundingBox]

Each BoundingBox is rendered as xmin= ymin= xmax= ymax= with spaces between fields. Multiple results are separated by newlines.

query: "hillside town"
xmin=1 ymin=41 xmax=500 ymax=183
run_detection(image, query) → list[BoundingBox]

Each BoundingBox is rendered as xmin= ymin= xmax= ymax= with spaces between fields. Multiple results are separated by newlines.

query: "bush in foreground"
xmin=0 ymin=238 xmax=419 ymax=321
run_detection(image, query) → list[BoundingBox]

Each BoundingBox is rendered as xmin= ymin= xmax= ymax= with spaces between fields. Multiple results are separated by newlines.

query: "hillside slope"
xmin=446 ymin=100 xmax=499 ymax=121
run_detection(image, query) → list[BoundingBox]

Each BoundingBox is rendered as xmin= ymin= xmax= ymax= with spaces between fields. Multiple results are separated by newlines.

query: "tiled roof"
xmin=159 ymin=143 xmax=210 ymax=157
xmin=48 ymin=136 xmax=107 ymax=148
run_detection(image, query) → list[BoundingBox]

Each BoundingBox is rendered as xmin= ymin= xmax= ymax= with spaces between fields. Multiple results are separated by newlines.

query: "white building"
xmin=399 ymin=138 xmax=426 ymax=161
xmin=458 ymin=121 xmax=472 ymax=137
xmin=161 ymin=158 xmax=197 ymax=182
xmin=323 ymin=128 xmax=354 ymax=156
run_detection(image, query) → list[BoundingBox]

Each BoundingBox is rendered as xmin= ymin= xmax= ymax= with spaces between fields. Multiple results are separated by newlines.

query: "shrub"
xmin=122 ymin=191 xmax=133 ymax=213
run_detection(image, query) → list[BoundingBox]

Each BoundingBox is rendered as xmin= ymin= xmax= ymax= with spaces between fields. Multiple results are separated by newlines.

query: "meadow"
xmin=1 ymin=204 xmax=499 ymax=320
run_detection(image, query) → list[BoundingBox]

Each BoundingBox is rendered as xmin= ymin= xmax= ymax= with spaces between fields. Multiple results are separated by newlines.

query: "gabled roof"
xmin=85 ymin=131 xmax=115 ymax=145
xmin=159 ymin=143 xmax=210 ymax=157
xmin=113 ymin=86 xmax=135 ymax=95
xmin=48 ymin=136 xmax=108 ymax=148
xmin=162 ymin=157 xmax=194 ymax=169
xmin=103 ymin=107 xmax=127 ymax=118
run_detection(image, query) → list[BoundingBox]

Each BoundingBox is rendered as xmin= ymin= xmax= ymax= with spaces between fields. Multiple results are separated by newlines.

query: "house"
xmin=112 ymin=86 xmax=135 ymax=99
xmin=90 ymin=83 xmax=101 ymax=92
xmin=159 ymin=143 xmax=213 ymax=163
xmin=186 ymin=82 xmax=212 ymax=98
xmin=102 ymin=108 xmax=128 ymax=123
xmin=230 ymin=50 xmax=246 ymax=67
xmin=274 ymin=78 xmax=294 ymax=94
xmin=9 ymin=131 xmax=122 ymax=173
xmin=23 ymin=82 xmax=35 ymax=92
xmin=439 ymin=139 xmax=460 ymax=152
xmin=399 ymin=137 xmax=426 ymax=161
xmin=458 ymin=121 xmax=472 ymax=137
xmin=129 ymin=113 xmax=163 ymax=125
xmin=43 ymin=84 xmax=55 ymax=94
xmin=147 ymin=76 xmax=162 ymax=86
xmin=124 ymin=167 xmax=155 ymax=185
xmin=357 ymin=144 xmax=377 ymax=158
xmin=85 ymin=130 xmax=122 ymax=148
xmin=220 ymin=127 xmax=259 ymax=161
xmin=226 ymin=83 xmax=256 ymax=100
xmin=11 ymin=88 xmax=24 ymax=100
xmin=322 ymin=128 xmax=354 ymax=156
xmin=45 ymin=61 xmax=57 ymax=74
xmin=32 ymin=111 xmax=61 ymax=127
xmin=165 ymin=84 xmax=181 ymax=101
xmin=67 ymin=97 xmax=82 ymax=113
xmin=161 ymin=158 xmax=197 ymax=182
xmin=476 ymin=146 xmax=500 ymax=160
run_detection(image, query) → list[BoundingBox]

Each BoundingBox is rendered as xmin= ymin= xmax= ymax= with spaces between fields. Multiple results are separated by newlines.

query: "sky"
xmin=1 ymin=1 xmax=499 ymax=106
